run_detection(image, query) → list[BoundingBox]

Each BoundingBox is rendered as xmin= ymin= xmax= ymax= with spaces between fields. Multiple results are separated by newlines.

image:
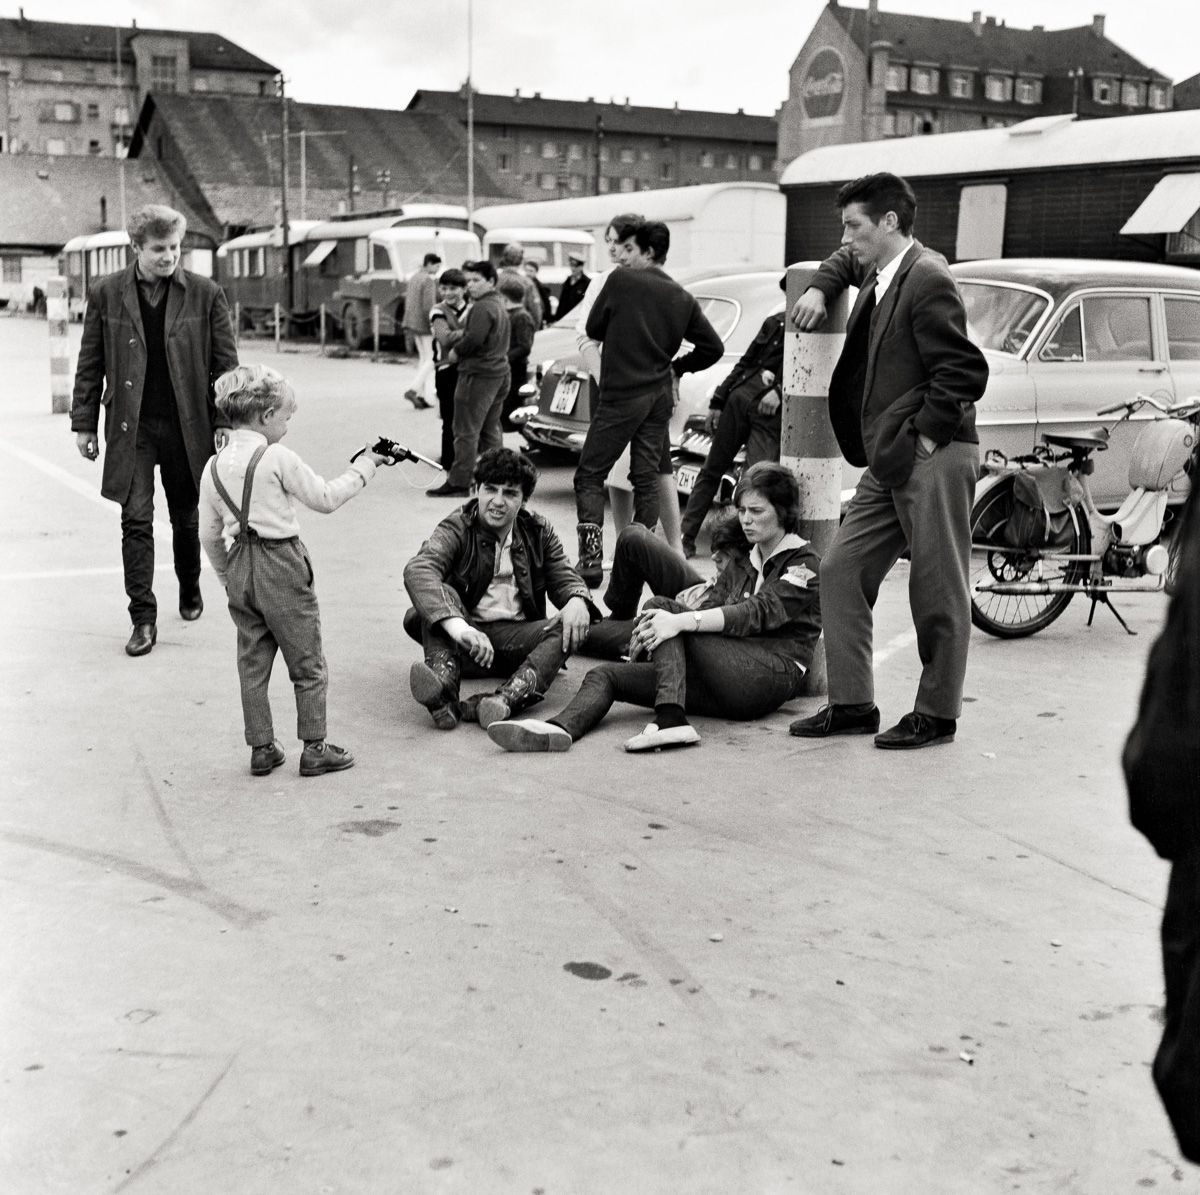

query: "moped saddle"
xmin=1041 ymin=428 xmax=1110 ymax=452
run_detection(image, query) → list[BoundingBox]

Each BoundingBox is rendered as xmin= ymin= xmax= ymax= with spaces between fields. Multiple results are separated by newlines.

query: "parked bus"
xmin=216 ymin=204 xmax=475 ymax=340
xmin=61 ymin=230 xmax=214 ymax=320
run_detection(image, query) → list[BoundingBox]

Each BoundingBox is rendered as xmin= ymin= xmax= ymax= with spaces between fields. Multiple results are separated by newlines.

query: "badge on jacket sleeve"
xmin=782 ymin=564 xmax=815 ymax=589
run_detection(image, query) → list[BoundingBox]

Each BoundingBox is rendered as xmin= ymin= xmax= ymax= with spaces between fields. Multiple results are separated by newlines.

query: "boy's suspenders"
xmin=209 ymin=444 xmax=269 ymax=541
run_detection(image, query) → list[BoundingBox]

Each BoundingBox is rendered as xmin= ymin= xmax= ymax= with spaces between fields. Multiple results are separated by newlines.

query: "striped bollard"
xmin=781 ymin=263 xmax=849 ymax=696
xmin=47 ymin=277 xmax=71 ymax=414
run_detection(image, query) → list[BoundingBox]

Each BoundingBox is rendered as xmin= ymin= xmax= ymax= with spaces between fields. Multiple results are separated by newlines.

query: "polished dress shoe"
xmin=789 ymin=703 xmax=880 ymax=737
xmin=299 ymin=741 xmax=355 ymax=776
xmin=179 ymin=584 xmax=204 ymax=621
xmin=250 ymin=740 xmax=286 ymax=776
xmin=125 ymin=623 xmax=157 ymax=657
xmin=874 ymin=712 xmax=956 ymax=750
xmin=425 ymin=481 xmax=471 ymax=498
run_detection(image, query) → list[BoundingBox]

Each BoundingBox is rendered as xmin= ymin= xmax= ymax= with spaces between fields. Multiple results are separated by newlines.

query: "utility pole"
xmin=278 ymin=74 xmax=292 ymax=313
xmin=594 ymin=114 xmax=605 ymax=195
xmin=348 ymin=153 xmax=357 ymax=212
xmin=466 ymin=0 xmax=475 ymax=223
xmin=376 ymin=168 xmax=392 ymax=208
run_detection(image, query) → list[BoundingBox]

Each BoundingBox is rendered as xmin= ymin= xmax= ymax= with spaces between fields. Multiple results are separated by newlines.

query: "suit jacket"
xmin=809 ymin=242 xmax=988 ymax=487
xmin=70 ymin=264 xmax=238 ymax=503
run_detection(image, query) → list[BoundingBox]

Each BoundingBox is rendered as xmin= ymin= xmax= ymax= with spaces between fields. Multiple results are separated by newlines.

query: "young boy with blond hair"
xmin=198 ymin=364 xmax=387 ymax=776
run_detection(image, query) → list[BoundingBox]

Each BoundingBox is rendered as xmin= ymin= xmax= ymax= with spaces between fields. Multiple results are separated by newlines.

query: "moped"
xmin=970 ymin=392 xmax=1200 ymax=638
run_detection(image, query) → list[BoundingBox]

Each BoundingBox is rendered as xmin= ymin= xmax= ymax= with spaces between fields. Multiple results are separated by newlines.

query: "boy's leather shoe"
xmin=874 ymin=712 xmax=956 ymax=750
xmin=179 ymin=583 xmax=204 ymax=621
xmin=250 ymin=740 xmax=286 ymax=776
xmin=409 ymin=659 xmax=461 ymax=730
xmin=299 ymin=741 xmax=355 ymax=776
xmin=404 ymin=388 xmax=432 ymax=411
xmin=788 ymin=703 xmax=880 ymax=737
xmin=425 ymin=481 xmax=470 ymax=498
xmin=125 ymin=623 xmax=157 ymax=657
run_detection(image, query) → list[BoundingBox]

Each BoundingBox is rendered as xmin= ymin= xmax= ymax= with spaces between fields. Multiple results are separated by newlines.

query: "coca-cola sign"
xmin=802 ymin=48 xmax=845 ymax=119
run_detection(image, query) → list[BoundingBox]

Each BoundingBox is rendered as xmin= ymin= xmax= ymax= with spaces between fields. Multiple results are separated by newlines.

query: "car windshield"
xmin=958 ymin=282 xmax=1050 ymax=355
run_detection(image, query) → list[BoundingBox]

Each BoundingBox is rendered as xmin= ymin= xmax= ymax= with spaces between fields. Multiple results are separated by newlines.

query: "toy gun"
xmin=351 ymin=437 xmax=443 ymax=470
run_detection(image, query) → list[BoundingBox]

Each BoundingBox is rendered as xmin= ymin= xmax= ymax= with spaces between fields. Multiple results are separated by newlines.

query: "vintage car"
xmin=514 ymin=269 xmax=785 ymax=466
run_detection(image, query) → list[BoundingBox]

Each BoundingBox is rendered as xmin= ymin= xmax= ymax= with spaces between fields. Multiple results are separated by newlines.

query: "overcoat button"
xmin=120 ymin=421 xmax=128 ymax=431
xmin=128 ymin=338 xmax=136 ymax=346
xmin=124 ymin=379 xmax=133 ymax=388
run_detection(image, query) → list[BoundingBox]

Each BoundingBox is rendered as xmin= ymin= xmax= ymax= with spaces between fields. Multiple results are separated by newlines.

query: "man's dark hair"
xmin=474 ymin=447 xmax=538 ymax=500
xmin=634 ymin=221 xmax=670 ymax=264
xmin=606 ymin=212 xmax=644 ymax=242
xmin=709 ymin=515 xmax=751 ymax=556
xmin=422 ymin=253 xmax=442 ymax=267
xmin=835 ymin=172 xmax=917 ymax=235
xmin=463 ymin=260 xmax=497 ymax=283
xmin=497 ymin=276 xmax=527 ymax=303
xmin=735 ymin=462 xmax=801 ymax=534
xmin=439 ymin=267 xmax=466 ymax=288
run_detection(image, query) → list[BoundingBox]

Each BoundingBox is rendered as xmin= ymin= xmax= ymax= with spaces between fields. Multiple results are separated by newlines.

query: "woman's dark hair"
xmin=734 ymin=462 xmax=801 ymax=533
xmin=474 ymin=447 xmax=538 ymax=500
xmin=606 ymin=212 xmax=644 ymax=242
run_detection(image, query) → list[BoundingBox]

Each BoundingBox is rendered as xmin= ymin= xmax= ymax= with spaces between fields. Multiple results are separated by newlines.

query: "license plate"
xmin=675 ymin=463 xmax=699 ymax=494
xmin=549 ymin=377 xmax=580 ymax=414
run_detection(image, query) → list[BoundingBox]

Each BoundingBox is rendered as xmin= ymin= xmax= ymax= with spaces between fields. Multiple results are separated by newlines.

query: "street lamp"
xmin=377 ymin=168 xmax=392 ymax=208
xmin=1069 ymin=67 xmax=1085 ymax=115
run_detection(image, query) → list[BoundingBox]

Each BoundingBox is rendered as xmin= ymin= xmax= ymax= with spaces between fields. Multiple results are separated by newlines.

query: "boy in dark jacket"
xmin=404 ymin=448 xmax=599 ymax=731
xmin=498 ymin=275 xmax=537 ymax=432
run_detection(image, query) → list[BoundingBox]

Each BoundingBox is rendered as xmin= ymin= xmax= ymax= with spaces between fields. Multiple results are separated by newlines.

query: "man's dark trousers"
xmin=122 ymin=409 xmax=201 ymax=625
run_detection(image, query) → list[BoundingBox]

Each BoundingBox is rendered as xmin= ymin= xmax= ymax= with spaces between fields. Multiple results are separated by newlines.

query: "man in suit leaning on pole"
xmin=787 ymin=172 xmax=988 ymax=750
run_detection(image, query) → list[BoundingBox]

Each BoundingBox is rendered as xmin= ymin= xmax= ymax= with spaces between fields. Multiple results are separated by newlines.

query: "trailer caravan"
xmin=473 ymin=183 xmax=785 ymax=273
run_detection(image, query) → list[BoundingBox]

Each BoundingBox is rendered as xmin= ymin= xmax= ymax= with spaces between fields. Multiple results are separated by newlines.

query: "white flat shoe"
xmin=623 ymin=723 xmax=701 ymax=753
xmin=487 ymin=718 xmax=572 ymax=753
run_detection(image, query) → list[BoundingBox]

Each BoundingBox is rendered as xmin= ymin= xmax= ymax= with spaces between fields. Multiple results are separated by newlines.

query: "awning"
xmin=1121 ymin=173 xmax=1200 ymax=236
xmin=302 ymin=240 xmax=336 ymax=267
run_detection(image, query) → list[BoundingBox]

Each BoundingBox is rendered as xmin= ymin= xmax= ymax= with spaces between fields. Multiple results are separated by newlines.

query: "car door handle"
xmin=1137 ymin=364 xmax=1166 ymax=373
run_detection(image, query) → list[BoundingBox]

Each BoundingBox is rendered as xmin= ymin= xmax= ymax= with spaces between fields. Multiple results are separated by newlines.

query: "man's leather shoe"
xmin=789 ymin=703 xmax=879 ymax=737
xmin=125 ymin=624 xmax=157 ymax=657
xmin=179 ymin=584 xmax=204 ymax=621
xmin=299 ymin=741 xmax=355 ymax=776
xmin=874 ymin=712 xmax=956 ymax=750
xmin=250 ymin=740 xmax=286 ymax=776
xmin=425 ymin=481 xmax=471 ymax=498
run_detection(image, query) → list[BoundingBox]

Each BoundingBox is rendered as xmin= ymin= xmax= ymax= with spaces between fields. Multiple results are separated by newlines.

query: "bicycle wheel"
xmin=969 ymin=477 xmax=1090 ymax=638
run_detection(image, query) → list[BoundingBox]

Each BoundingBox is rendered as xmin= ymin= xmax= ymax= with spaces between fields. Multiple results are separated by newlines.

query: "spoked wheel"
xmin=969 ymin=478 xmax=1091 ymax=638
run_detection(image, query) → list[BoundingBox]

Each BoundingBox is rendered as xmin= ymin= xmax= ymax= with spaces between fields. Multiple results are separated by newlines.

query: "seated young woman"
xmin=487 ymin=461 xmax=822 ymax=753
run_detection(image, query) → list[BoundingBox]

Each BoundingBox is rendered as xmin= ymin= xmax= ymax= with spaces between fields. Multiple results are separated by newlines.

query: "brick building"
xmin=778 ymin=2 xmax=1173 ymax=164
xmin=0 ymin=12 xmax=277 ymax=157
xmin=407 ymin=88 xmax=778 ymax=201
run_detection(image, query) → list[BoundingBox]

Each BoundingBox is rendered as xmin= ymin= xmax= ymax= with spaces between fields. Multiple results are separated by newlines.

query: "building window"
xmin=598 ymin=145 xmax=609 ymax=162
xmin=567 ymin=142 xmax=582 ymax=160
xmin=540 ymin=141 xmax=557 ymax=159
xmin=50 ymin=102 xmax=79 ymax=123
xmin=748 ymin=153 xmax=763 ymax=171
xmin=885 ymin=64 xmax=908 ymax=92
xmin=598 ymin=177 xmax=610 ymax=193
xmin=1093 ymin=77 xmax=1115 ymax=103
xmin=883 ymin=113 xmax=897 ymax=136
xmin=660 ymin=161 xmax=674 ymax=181
xmin=86 ymin=102 xmax=100 ymax=120
xmin=894 ymin=111 xmax=914 ymax=136
xmin=193 ymin=76 xmax=208 ymax=92
xmin=912 ymin=110 xmax=940 ymax=135
xmin=1015 ymin=77 xmax=1042 ymax=104
xmin=619 ymin=177 xmax=635 ymax=193
xmin=619 ymin=147 xmax=635 ymax=163
xmin=88 ymin=139 xmax=101 ymax=154
xmin=699 ymin=150 xmax=714 ymax=168
xmin=910 ymin=67 xmax=939 ymax=95
xmin=46 ymin=138 xmax=67 ymax=155
xmin=538 ymin=172 xmax=557 ymax=190
xmin=1122 ymin=81 xmax=1146 ymax=107
xmin=522 ymin=142 xmax=533 ymax=155
xmin=1149 ymin=83 xmax=1169 ymax=110
xmin=949 ymin=72 xmax=974 ymax=99
xmin=497 ymin=153 xmax=511 ymax=172
xmin=2 ymin=257 xmax=21 ymax=283
xmin=724 ymin=152 xmax=738 ymax=169
xmin=984 ymin=74 xmax=1014 ymax=102
xmin=258 ymin=80 xmax=268 ymax=96
xmin=151 ymin=55 xmax=178 ymax=93
xmin=568 ymin=174 xmax=584 ymax=192
xmin=640 ymin=149 xmax=651 ymax=162
xmin=499 ymin=124 xmax=510 ymax=139
xmin=984 ymin=115 xmax=1013 ymax=129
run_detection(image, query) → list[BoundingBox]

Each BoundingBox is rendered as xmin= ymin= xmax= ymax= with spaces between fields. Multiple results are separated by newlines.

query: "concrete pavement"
xmin=0 ymin=315 xmax=1188 ymax=1193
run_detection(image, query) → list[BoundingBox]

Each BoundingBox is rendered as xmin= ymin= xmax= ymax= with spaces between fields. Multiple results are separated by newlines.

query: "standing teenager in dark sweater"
xmin=575 ymin=221 xmax=722 ymax=585
xmin=70 ymin=203 xmax=238 ymax=656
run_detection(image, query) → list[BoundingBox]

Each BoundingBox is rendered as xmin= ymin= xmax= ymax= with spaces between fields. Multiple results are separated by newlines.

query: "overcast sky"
xmin=30 ymin=1 xmax=1200 ymax=116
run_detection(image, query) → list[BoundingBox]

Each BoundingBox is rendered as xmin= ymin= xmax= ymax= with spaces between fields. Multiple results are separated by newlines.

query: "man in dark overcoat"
xmin=70 ymin=204 xmax=239 ymax=656
xmin=787 ymin=173 xmax=988 ymax=749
